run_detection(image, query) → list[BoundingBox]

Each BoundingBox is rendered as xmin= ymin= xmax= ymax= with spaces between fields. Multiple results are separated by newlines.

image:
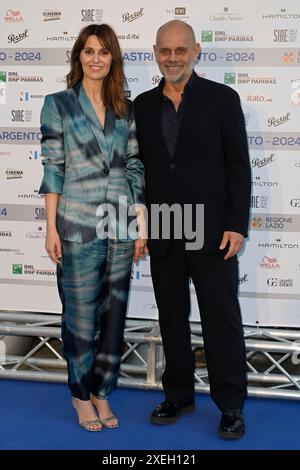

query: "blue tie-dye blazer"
xmin=39 ymin=82 xmax=145 ymax=242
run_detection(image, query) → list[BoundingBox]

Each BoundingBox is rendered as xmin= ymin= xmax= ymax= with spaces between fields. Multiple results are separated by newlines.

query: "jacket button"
xmin=103 ymin=167 xmax=109 ymax=175
xmin=169 ymin=163 xmax=176 ymax=170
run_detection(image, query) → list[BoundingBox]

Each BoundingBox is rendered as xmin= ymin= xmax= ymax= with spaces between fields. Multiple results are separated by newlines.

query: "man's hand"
xmin=219 ymin=231 xmax=244 ymax=260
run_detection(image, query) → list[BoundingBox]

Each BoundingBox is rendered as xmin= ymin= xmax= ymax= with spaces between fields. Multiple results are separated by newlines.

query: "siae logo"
xmin=34 ymin=207 xmax=46 ymax=220
xmin=80 ymin=9 xmax=103 ymax=22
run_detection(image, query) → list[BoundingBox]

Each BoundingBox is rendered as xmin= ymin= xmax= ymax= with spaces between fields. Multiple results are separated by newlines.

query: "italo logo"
xmin=246 ymin=95 xmax=272 ymax=102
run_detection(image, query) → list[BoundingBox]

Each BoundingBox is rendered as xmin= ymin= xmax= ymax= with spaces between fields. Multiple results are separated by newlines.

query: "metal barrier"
xmin=1 ymin=311 xmax=300 ymax=399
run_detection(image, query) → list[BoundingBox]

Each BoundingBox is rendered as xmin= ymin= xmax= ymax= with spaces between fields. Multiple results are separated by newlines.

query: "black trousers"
xmin=150 ymin=240 xmax=247 ymax=411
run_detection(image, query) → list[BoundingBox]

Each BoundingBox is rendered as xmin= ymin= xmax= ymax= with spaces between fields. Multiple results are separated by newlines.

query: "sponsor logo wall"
xmin=0 ymin=0 xmax=299 ymax=326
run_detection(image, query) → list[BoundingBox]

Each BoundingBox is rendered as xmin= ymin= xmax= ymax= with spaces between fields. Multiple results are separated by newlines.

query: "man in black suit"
xmin=134 ymin=20 xmax=251 ymax=439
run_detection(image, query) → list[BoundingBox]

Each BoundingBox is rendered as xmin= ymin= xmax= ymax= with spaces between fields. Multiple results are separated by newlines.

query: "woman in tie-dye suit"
xmin=39 ymin=24 xmax=146 ymax=432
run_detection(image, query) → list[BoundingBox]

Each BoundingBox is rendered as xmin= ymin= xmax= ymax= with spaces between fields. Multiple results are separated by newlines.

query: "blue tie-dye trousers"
xmin=57 ymin=238 xmax=134 ymax=400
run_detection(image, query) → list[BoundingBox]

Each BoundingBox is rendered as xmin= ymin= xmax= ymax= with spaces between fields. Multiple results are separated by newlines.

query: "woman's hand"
xmin=45 ymin=227 xmax=62 ymax=264
xmin=134 ymin=238 xmax=148 ymax=264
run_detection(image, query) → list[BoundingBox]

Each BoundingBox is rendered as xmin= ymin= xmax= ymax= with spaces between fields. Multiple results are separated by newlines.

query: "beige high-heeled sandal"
xmin=99 ymin=415 xmax=119 ymax=429
xmin=90 ymin=395 xmax=119 ymax=429
xmin=72 ymin=399 xmax=103 ymax=432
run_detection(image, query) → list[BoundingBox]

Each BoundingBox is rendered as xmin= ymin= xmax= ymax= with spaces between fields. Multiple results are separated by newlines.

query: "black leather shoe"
xmin=150 ymin=400 xmax=195 ymax=425
xmin=218 ymin=408 xmax=245 ymax=439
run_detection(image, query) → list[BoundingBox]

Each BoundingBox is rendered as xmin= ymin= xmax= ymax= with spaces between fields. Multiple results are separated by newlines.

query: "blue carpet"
xmin=0 ymin=380 xmax=299 ymax=450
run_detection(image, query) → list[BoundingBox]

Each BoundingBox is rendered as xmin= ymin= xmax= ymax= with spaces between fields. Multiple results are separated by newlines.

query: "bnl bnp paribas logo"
xmin=224 ymin=73 xmax=236 ymax=85
xmin=0 ymin=71 xmax=6 ymax=104
xmin=201 ymin=30 xmax=254 ymax=42
xmin=12 ymin=264 xmax=22 ymax=274
xmin=224 ymin=73 xmax=277 ymax=85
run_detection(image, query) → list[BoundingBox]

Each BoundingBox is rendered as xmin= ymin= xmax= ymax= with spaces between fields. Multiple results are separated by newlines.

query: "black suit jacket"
xmin=134 ymin=73 xmax=251 ymax=256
